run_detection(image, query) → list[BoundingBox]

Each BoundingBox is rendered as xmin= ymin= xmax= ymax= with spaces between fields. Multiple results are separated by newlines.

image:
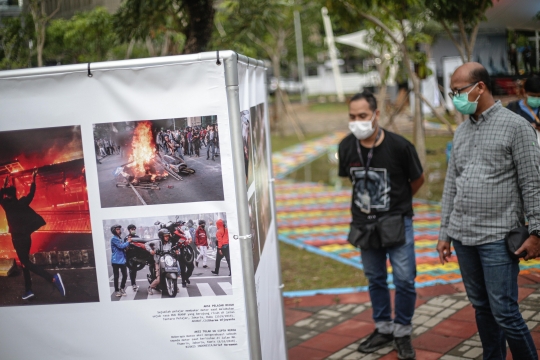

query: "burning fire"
xmin=127 ymin=122 xmax=156 ymax=177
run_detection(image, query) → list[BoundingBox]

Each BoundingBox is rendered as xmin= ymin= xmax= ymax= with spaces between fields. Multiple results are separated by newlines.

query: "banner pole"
xmin=223 ymin=52 xmax=263 ymax=360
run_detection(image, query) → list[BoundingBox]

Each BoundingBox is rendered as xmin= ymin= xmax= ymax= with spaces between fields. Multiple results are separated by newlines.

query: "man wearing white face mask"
xmin=338 ymin=91 xmax=424 ymax=360
xmin=507 ymin=75 xmax=540 ymax=144
xmin=438 ymin=62 xmax=540 ymax=360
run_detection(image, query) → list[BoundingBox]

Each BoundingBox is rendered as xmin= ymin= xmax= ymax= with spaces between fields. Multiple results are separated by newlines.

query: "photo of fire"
xmin=93 ymin=117 xmax=224 ymax=207
xmin=0 ymin=125 xmax=99 ymax=307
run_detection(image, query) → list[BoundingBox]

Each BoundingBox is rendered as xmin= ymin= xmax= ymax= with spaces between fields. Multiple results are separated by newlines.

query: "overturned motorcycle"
xmin=157 ymin=154 xmax=196 ymax=178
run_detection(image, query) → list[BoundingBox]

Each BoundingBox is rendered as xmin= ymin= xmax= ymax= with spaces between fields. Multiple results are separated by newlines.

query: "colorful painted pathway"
xmin=273 ymin=134 xmax=540 ymax=297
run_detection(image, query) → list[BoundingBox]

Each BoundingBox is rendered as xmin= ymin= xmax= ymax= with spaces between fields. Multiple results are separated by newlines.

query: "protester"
xmin=0 ymin=170 xmax=66 ymax=300
xmin=207 ymin=124 xmax=217 ymax=161
xmin=145 ymin=228 xmax=174 ymax=295
xmin=338 ymin=91 xmax=424 ymax=359
xmin=207 ymin=220 xmax=217 ymax=253
xmin=507 ymin=75 xmax=540 ymax=143
xmin=124 ymin=224 xmax=140 ymax=292
xmin=173 ymin=221 xmax=194 ymax=288
xmin=195 ymin=220 xmax=209 ymax=268
xmin=211 ymin=219 xmax=231 ymax=276
xmin=110 ymin=224 xmax=132 ymax=297
xmin=438 ymin=62 xmax=540 ymax=360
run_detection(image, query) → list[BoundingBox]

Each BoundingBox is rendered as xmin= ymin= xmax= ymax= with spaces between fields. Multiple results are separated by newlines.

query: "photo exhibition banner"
xmin=238 ymin=62 xmax=287 ymax=360
xmin=0 ymin=54 xmax=283 ymax=360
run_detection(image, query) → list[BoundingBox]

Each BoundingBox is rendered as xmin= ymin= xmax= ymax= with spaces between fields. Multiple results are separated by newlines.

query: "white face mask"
xmin=348 ymin=113 xmax=376 ymax=140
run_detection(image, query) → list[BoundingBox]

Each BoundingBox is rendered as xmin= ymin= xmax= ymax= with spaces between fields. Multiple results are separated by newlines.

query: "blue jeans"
xmin=453 ymin=238 xmax=538 ymax=360
xmin=361 ymin=216 xmax=416 ymax=335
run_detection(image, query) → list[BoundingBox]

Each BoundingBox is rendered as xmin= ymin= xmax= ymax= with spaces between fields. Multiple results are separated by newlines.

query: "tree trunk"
xmin=271 ymin=54 xmax=284 ymax=135
xmin=376 ymin=60 xmax=389 ymax=125
xmin=182 ymin=0 xmax=215 ymax=54
xmin=145 ymin=37 xmax=156 ymax=57
xmin=125 ymin=39 xmax=136 ymax=59
xmin=36 ymin=22 xmax=45 ymax=67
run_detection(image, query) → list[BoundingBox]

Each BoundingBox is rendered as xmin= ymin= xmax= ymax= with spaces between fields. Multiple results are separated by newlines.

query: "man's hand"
xmin=151 ymin=250 xmax=155 ymax=255
xmin=127 ymin=236 xmax=132 ymax=243
xmin=32 ymin=168 xmax=38 ymax=180
xmin=218 ymin=250 xmax=222 ymax=256
xmin=436 ymin=240 xmax=452 ymax=264
xmin=515 ymin=235 xmax=540 ymax=260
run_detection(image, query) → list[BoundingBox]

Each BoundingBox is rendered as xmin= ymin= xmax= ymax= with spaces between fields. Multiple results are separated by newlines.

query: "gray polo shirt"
xmin=439 ymin=101 xmax=540 ymax=245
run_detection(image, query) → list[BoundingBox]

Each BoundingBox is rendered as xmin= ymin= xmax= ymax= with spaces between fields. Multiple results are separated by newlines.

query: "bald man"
xmin=437 ymin=62 xmax=540 ymax=360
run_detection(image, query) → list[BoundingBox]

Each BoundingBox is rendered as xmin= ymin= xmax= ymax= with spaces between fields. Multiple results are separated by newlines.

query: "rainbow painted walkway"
xmin=273 ymin=134 xmax=540 ymax=296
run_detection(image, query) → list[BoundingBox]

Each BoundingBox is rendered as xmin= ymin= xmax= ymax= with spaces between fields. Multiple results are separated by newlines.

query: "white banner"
xmin=0 ymin=56 xmax=262 ymax=359
xmin=238 ymin=62 xmax=287 ymax=360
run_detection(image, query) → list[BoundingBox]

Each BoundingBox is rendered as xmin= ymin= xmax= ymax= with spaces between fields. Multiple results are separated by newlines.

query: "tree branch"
xmin=45 ymin=0 xmax=64 ymax=22
xmin=419 ymin=93 xmax=454 ymax=135
xmin=457 ymin=13 xmax=471 ymax=61
xmin=441 ymin=20 xmax=466 ymax=63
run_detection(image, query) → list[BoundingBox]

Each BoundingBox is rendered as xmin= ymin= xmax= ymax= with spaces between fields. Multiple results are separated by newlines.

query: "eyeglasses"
xmin=448 ymin=82 xmax=478 ymax=99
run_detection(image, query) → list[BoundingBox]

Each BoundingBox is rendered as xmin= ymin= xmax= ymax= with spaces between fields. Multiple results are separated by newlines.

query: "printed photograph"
xmin=93 ymin=117 xmax=224 ymax=207
xmin=0 ymin=126 xmax=99 ymax=306
xmin=248 ymin=195 xmax=260 ymax=271
xmin=102 ymin=212 xmax=232 ymax=301
xmin=241 ymin=109 xmax=254 ymax=186
xmin=251 ymin=103 xmax=273 ymax=253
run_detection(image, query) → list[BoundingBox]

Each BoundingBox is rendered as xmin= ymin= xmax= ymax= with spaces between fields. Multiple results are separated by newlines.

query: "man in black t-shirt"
xmin=339 ymin=91 xmax=424 ymax=360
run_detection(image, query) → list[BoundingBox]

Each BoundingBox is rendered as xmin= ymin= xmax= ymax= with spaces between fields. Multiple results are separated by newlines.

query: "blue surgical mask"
xmin=452 ymin=83 xmax=480 ymax=115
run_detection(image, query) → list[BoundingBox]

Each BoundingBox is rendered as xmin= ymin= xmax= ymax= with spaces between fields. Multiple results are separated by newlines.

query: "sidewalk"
xmin=285 ymin=274 xmax=540 ymax=360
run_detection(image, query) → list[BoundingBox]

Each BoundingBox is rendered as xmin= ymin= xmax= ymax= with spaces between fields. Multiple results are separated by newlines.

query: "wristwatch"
xmin=530 ymin=230 xmax=540 ymax=238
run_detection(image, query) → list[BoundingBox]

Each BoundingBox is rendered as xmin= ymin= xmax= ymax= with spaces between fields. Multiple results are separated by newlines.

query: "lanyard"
xmin=355 ymin=128 xmax=382 ymax=191
xmin=524 ymin=102 xmax=540 ymax=124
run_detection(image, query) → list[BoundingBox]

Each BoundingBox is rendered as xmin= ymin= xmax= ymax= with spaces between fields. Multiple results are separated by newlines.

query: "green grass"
xmin=271 ymin=133 xmax=325 ymax=152
xmin=279 ymin=242 xmax=368 ymax=292
xmin=273 ymin=132 xmax=452 ymax=292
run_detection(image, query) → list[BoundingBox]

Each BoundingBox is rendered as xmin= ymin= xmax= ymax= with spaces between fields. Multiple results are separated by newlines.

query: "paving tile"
xmin=351 ymin=305 xmax=367 ymax=314
xmin=412 ymin=314 xmax=431 ymax=325
xmin=451 ymin=300 xmax=471 ymax=310
xmin=518 ymin=276 xmax=537 ymax=286
xmin=415 ymin=304 xmax=444 ymax=316
xmin=287 ymin=339 xmax=304 ymax=349
xmin=440 ymin=355 xmax=468 ymax=360
xmin=463 ymin=347 xmax=483 ymax=358
xmin=300 ymin=331 xmax=320 ymax=340
xmin=318 ymin=309 xmax=343 ymax=317
xmin=301 ymin=332 xmax=358 ymax=353
xmin=327 ymin=348 xmax=356 ymax=359
xmin=431 ymin=319 xmax=478 ymax=339
xmin=352 ymin=308 xmax=373 ymax=322
xmin=521 ymin=310 xmax=536 ymax=320
xmin=413 ymin=332 xmax=464 ymax=353
xmin=377 ymin=349 xmax=442 ymax=360
xmin=527 ymin=321 xmax=539 ymax=330
xmin=449 ymin=305 xmax=476 ymax=322
xmin=412 ymin=326 xmax=428 ymax=336
xmin=288 ymin=345 xmax=332 ymax=360
xmin=285 ymin=308 xmax=313 ymax=326
xmin=427 ymin=297 xmax=456 ymax=307
xmin=337 ymin=292 xmax=371 ymax=304
xmin=417 ymin=284 xmax=459 ymax=299
xmin=436 ymin=308 xmax=457 ymax=319
xmin=327 ymin=320 xmax=374 ymax=339
xmin=343 ymin=353 xmax=379 ymax=360
xmin=337 ymin=304 xmax=358 ymax=312
xmin=463 ymin=339 xmax=482 ymax=347
xmin=518 ymin=287 xmax=536 ymax=302
xmin=423 ymin=317 xmax=443 ymax=327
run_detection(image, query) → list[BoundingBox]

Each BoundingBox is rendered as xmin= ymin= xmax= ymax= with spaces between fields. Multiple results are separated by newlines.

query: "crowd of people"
xmin=95 ymin=138 xmax=120 ymax=158
xmin=108 ymin=217 xmax=231 ymax=297
xmin=340 ymin=64 xmax=540 ymax=360
xmin=155 ymin=124 xmax=220 ymax=161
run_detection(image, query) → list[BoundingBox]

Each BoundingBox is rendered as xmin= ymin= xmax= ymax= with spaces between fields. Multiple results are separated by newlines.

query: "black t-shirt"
xmin=338 ymin=130 xmax=423 ymax=226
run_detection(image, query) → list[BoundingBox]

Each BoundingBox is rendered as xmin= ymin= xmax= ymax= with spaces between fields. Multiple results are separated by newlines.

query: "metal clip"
xmin=278 ymin=284 xmax=285 ymax=289
xmin=87 ymin=63 xmax=93 ymax=77
xmin=216 ymin=50 xmax=221 ymax=66
xmin=233 ymin=234 xmax=252 ymax=240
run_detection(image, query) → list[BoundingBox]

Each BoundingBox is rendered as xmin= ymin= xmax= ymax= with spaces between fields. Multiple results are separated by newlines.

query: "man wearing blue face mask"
xmin=438 ymin=62 xmax=540 ymax=360
xmin=507 ymin=75 xmax=540 ymax=143
xmin=338 ymin=91 xmax=424 ymax=360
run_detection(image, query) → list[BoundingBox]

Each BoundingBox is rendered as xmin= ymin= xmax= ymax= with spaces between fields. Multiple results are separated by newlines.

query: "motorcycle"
xmin=125 ymin=237 xmax=156 ymax=283
xmin=155 ymin=245 xmax=180 ymax=297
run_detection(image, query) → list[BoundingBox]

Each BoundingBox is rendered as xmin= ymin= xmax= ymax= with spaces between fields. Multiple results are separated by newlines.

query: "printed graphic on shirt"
xmin=351 ymin=167 xmax=390 ymax=212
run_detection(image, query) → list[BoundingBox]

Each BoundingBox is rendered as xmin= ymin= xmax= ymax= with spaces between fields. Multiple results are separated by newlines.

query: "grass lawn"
xmin=273 ymin=132 xmax=452 ymax=292
xmin=280 ymin=242 xmax=368 ymax=292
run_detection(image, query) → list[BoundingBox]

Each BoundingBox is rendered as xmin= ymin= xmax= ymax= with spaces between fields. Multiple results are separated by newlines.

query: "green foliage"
xmin=113 ymin=0 xmax=214 ymax=55
xmin=214 ymin=0 xmax=322 ymax=77
xmin=429 ymin=0 xmax=493 ymax=30
xmin=0 ymin=14 xmax=35 ymax=70
xmin=45 ymin=7 xmax=117 ymax=64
